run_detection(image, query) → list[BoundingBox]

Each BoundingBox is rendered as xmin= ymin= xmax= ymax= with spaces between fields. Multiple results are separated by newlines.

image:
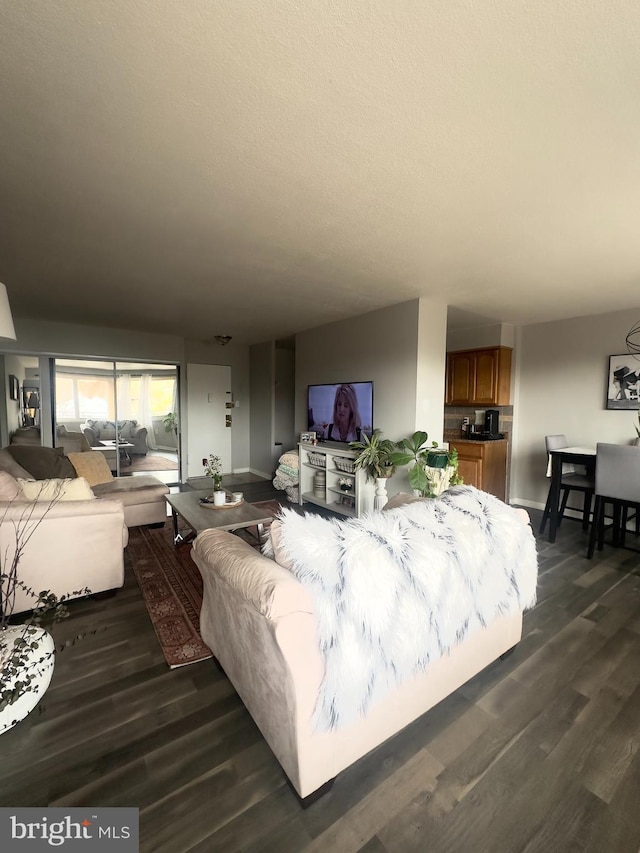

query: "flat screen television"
xmin=307 ymin=381 xmax=373 ymax=443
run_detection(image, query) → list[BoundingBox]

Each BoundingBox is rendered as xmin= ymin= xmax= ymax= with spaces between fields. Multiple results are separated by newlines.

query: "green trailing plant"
xmin=389 ymin=430 xmax=463 ymax=497
xmin=349 ymin=429 xmax=396 ymax=480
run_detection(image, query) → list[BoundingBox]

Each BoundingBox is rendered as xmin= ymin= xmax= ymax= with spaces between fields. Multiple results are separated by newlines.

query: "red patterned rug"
xmin=127 ymin=500 xmax=284 ymax=668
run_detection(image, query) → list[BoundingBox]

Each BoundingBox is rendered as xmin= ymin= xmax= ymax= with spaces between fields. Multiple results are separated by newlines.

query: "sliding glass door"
xmin=53 ymin=359 xmax=180 ymax=483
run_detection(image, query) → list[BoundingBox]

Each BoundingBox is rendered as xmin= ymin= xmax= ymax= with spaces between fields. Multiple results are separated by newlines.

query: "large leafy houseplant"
xmin=389 ymin=430 xmax=462 ymax=497
xmin=163 ymin=412 xmax=178 ymax=434
xmin=349 ymin=429 xmax=396 ymax=480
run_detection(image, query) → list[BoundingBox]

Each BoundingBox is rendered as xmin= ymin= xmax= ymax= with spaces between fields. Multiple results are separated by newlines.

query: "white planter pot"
xmin=374 ymin=477 xmax=389 ymax=510
xmin=0 ymin=626 xmax=55 ymax=735
xmin=212 ymin=490 xmax=226 ymax=506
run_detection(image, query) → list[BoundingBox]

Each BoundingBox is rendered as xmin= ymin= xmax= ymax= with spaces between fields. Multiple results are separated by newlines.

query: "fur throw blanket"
xmin=268 ymin=486 xmax=538 ymax=730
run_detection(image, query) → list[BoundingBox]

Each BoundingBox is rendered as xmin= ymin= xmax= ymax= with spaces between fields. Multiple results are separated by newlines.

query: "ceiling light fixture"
xmin=626 ymin=320 xmax=640 ymax=360
xmin=0 ymin=283 xmax=17 ymax=340
xmin=214 ymin=335 xmax=232 ymax=346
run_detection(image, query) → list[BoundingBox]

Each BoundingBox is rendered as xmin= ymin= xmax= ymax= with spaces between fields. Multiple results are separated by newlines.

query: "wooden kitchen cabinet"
xmin=449 ymin=439 xmax=508 ymax=501
xmin=446 ymin=346 xmax=512 ymax=406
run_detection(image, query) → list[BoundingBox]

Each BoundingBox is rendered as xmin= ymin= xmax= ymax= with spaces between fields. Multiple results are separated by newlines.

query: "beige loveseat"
xmin=0 ymin=469 xmax=128 ymax=615
xmin=191 ymin=487 xmax=538 ymax=802
xmin=0 ymin=445 xmax=169 ymax=528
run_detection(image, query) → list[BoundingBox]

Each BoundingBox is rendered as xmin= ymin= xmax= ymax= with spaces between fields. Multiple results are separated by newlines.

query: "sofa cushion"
xmin=67 ymin=451 xmax=114 ymax=486
xmin=92 ymin=475 xmax=169 ymax=506
xmin=17 ymin=477 xmax=95 ymax=502
xmin=0 ymin=471 xmax=21 ymax=500
xmin=7 ymin=445 xmax=77 ymax=480
xmin=0 ymin=448 xmax=33 ymax=480
xmin=263 ymin=519 xmax=295 ymax=571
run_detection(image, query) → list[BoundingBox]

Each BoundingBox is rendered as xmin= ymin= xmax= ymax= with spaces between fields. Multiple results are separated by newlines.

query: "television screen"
xmin=307 ymin=382 xmax=373 ymax=443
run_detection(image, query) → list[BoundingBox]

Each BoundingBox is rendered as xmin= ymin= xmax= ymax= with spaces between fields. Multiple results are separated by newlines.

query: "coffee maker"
xmin=484 ymin=409 xmax=500 ymax=437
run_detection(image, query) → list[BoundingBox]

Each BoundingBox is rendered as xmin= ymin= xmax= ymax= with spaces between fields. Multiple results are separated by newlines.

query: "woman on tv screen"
xmin=313 ymin=383 xmax=362 ymax=442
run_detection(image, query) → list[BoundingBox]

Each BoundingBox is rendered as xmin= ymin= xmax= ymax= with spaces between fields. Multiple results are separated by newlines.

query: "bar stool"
xmin=540 ymin=434 xmax=594 ymax=535
xmin=587 ymin=443 xmax=640 ymax=558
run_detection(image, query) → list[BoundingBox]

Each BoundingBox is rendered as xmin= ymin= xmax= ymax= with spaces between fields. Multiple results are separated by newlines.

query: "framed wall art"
xmin=300 ymin=431 xmax=317 ymax=443
xmin=606 ymin=355 xmax=639 ymax=409
xmin=8 ymin=374 xmax=18 ymax=401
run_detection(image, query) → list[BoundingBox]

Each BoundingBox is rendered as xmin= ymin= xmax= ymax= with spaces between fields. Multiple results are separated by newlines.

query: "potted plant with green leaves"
xmin=163 ymin=412 xmax=178 ymax=435
xmin=349 ymin=429 xmax=396 ymax=480
xmin=350 ymin=429 xmax=396 ymax=510
xmin=203 ymin=453 xmax=225 ymax=504
xmin=390 ymin=430 xmax=462 ymax=497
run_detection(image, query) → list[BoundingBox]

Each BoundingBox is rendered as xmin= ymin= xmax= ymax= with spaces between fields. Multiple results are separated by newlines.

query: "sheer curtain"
xmin=116 ymin=373 xmax=158 ymax=450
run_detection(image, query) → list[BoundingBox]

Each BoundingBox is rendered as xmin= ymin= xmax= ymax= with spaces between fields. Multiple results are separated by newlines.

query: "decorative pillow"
xmin=17 ymin=477 xmax=95 ymax=502
xmin=262 ymin=520 xmax=295 ymax=571
xmin=0 ymin=471 xmax=21 ymax=501
xmin=0 ymin=448 xmax=33 ymax=480
xmin=6 ymin=445 xmax=77 ymax=480
xmin=67 ymin=451 xmax=114 ymax=487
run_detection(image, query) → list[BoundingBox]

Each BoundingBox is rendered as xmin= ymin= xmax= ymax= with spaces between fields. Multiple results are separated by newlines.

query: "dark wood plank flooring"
xmin=1 ymin=485 xmax=640 ymax=852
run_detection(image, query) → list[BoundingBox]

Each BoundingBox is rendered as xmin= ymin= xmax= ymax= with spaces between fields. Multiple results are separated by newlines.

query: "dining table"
xmin=546 ymin=446 xmax=596 ymax=543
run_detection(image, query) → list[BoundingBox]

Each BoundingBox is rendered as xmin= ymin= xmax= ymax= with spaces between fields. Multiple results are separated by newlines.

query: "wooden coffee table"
xmin=166 ymin=490 xmax=276 ymax=546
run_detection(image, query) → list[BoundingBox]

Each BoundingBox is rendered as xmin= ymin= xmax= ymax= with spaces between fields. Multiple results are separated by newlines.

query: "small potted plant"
xmin=203 ymin=454 xmax=225 ymax=504
xmin=349 ymin=429 xmax=396 ymax=480
xmin=390 ymin=430 xmax=462 ymax=497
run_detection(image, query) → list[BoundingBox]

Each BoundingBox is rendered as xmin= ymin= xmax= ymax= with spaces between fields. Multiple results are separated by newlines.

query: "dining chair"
xmin=587 ymin=443 xmax=640 ymax=558
xmin=539 ymin=434 xmax=595 ymax=535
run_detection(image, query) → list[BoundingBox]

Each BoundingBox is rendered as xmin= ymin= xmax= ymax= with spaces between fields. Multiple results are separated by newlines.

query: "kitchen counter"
xmin=446 ymin=437 xmax=508 ymax=501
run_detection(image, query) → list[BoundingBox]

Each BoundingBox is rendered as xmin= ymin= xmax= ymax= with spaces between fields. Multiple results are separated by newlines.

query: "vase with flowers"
xmin=203 ymin=454 xmax=225 ymax=504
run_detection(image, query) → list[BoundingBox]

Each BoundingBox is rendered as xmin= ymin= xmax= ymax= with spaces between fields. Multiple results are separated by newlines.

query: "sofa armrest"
xmin=191 ymin=529 xmax=313 ymax=620
xmin=0 ymin=498 xmax=127 ymax=614
xmin=130 ymin=425 xmax=147 ymax=440
xmin=81 ymin=425 xmax=99 ymax=446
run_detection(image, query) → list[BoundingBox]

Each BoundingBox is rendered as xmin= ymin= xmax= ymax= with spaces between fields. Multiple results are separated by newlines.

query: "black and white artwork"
xmin=8 ymin=374 xmax=18 ymax=401
xmin=607 ymin=355 xmax=639 ymax=409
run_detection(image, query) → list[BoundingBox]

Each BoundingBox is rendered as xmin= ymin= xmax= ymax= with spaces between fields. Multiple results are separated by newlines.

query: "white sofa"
xmin=0 ymin=471 xmax=128 ymax=615
xmin=191 ymin=487 xmax=537 ymax=802
xmin=0 ymin=445 xmax=169 ymax=529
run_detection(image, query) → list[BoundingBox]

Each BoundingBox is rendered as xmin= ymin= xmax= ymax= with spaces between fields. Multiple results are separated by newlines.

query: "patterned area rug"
xmin=128 ymin=500 xmax=284 ymax=668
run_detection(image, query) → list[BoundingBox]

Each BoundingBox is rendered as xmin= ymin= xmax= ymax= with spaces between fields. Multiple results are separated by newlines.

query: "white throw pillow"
xmin=17 ymin=477 xmax=95 ymax=502
xmin=0 ymin=470 xmax=22 ymax=501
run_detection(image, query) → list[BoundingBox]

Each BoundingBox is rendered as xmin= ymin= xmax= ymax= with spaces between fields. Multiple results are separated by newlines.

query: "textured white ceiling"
xmin=1 ymin=1 xmax=639 ymax=344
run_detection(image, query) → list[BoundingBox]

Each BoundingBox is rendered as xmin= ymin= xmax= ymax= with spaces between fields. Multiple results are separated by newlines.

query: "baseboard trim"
xmin=249 ymin=467 xmax=273 ymax=480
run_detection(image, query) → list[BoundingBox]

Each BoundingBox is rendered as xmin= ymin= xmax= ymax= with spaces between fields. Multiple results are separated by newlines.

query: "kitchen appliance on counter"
xmin=467 ymin=409 xmax=502 ymax=441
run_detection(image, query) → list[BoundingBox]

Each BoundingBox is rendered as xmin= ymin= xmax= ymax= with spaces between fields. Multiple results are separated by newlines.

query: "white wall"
xmin=447 ymin=323 xmax=515 ymax=352
xmin=296 ymin=299 xmax=448 ymax=495
xmin=416 ymin=298 xmax=448 ymax=442
xmin=511 ymin=308 xmax=640 ymax=509
xmin=249 ymin=341 xmax=275 ymax=478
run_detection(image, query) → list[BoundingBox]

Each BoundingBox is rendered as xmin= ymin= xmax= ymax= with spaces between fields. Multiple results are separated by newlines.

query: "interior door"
xmin=186 ymin=364 xmax=232 ymax=480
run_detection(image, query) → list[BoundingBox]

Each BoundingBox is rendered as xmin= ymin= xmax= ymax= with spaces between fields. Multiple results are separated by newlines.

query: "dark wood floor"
xmin=1 ymin=485 xmax=640 ymax=853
